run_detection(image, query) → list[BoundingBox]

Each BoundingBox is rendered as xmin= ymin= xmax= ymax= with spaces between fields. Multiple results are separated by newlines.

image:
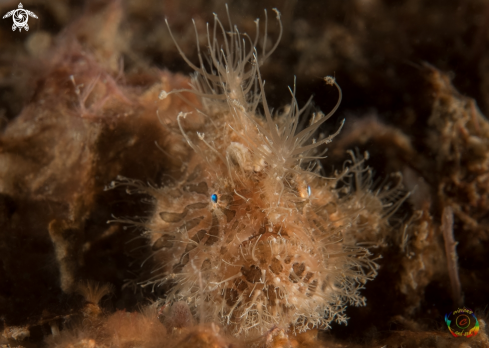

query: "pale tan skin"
xmin=125 ymin=7 xmax=404 ymax=338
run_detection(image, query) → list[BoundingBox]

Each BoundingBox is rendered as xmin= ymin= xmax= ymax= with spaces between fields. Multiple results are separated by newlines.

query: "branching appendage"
xmin=110 ymin=6 xmax=408 ymax=339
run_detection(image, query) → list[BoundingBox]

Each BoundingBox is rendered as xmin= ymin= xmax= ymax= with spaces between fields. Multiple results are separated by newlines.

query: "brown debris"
xmin=441 ymin=206 xmax=463 ymax=308
xmin=398 ymin=209 xmax=446 ymax=315
xmin=2 ymin=326 xmax=29 ymax=341
xmin=426 ymin=66 xmax=489 ymax=238
xmin=48 ymin=219 xmax=84 ymax=293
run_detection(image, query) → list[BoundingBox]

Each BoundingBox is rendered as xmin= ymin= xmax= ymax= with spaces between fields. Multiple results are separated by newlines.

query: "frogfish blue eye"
xmin=307 ymin=186 xmax=311 ymax=197
xmin=211 ymin=194 xmax=218 ymax=203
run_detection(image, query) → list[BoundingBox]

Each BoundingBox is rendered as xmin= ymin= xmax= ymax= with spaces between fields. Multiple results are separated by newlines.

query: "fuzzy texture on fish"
xmin=114 ymin=8 xmax=406 ymax=337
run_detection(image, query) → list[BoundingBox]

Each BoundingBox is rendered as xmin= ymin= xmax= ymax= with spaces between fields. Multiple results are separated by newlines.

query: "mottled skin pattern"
xmin=122 ymin=8 xmax=405 ymax=338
